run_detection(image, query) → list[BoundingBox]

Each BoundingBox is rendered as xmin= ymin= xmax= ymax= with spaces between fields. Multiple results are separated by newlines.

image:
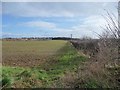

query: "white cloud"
xmin=2 ymin=32 xmax=41 ymax=38
xmin=1 ymin=0 xmax=119 ymax=2
xmin=102 ymin=3 xmax=108 ymax=7
xmin=21 ymin=21 xmax=56 ymax=29
xmin=4 ymin=14 xmax=117 ymax=38
xmin=68 ymin=15 xmax=109 ymax=38
xmin=2 ymin=2 xmax=75 ymax=17
xmin=2 ymin=2 xmax=118 ymax=38
xmin=2 ymin=2 xmax=117 ymax=17
xmin=83 ymin=15 xmax=107 ymax=27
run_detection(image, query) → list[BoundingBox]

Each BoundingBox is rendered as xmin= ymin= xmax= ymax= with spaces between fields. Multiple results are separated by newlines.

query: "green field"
xmin=1 ymin=40 xmax=87 ymax=88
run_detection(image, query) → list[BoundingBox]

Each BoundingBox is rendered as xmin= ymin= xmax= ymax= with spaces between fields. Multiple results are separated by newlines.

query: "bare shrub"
xmin=71 ymin=37 xmax=99 ymax=58
xmin=97 ymin=9 xmax=120 ymax=67
xmin=70 ymin=8 xmax=120 ymax=88
xmin=94 ymin=8 xmax=120 ymax=87
xmin=53 ymin=7 xmax=120 ymax=88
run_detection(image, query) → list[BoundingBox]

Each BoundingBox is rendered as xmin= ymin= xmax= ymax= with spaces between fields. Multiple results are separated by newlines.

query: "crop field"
xmin=2 ymin=40 xmax=67 ymax=67
xmin=1 ymin=40 xmax=87 ymax=88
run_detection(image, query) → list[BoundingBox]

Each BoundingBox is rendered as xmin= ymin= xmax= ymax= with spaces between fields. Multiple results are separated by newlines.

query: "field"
xmin=1 ymin=40 xmax=119 ymax=88
xmin=1 ymin=40 xmax=87 ymax=88
xmin=2 ymin=40 xmax=67 ymax=67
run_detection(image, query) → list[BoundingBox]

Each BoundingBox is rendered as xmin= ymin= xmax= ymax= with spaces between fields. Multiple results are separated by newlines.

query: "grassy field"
xmin=1 ymin=40 xmax=87 ymax=88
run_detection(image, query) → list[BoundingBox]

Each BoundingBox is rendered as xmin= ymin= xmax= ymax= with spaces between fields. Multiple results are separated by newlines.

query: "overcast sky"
xmin=2 ymin=2 xmax=118 ymax=38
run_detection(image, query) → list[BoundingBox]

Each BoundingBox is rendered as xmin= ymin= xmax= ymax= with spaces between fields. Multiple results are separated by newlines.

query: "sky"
xmin=1 ymin=2 xmax=118 ymax=38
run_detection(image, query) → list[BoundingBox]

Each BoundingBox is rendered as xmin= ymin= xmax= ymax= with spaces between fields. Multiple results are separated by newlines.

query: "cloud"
xmin=83 ymin=15 xmax=107 ymax=27
xmin=21 ymin=21 xmax=56 ymax=29
xmin=0 ymin=2 xmax=2 ymax=15
xmin=2 ymin=32 xmax=41 ymax=38
xmin=2 ymin=2 xmax=117 ymax=17
xmin=49 ymin=15 xmax=107 ymax=38
xmin=2 ymin=2 xmax=75 ymax=17
xmin=1 ymin=0 xmax=119 ymax=2
xmin=2 ymin=2 xmax=118 ymax=38
xmin=3 ymin=14 xmax=117 ymax=38
xmin=68 ymin=15 xmax=109 ymax=38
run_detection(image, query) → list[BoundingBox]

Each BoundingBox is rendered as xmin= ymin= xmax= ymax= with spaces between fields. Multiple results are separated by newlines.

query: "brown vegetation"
xmin=53 ymin=9 xmax=120 ymax=88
